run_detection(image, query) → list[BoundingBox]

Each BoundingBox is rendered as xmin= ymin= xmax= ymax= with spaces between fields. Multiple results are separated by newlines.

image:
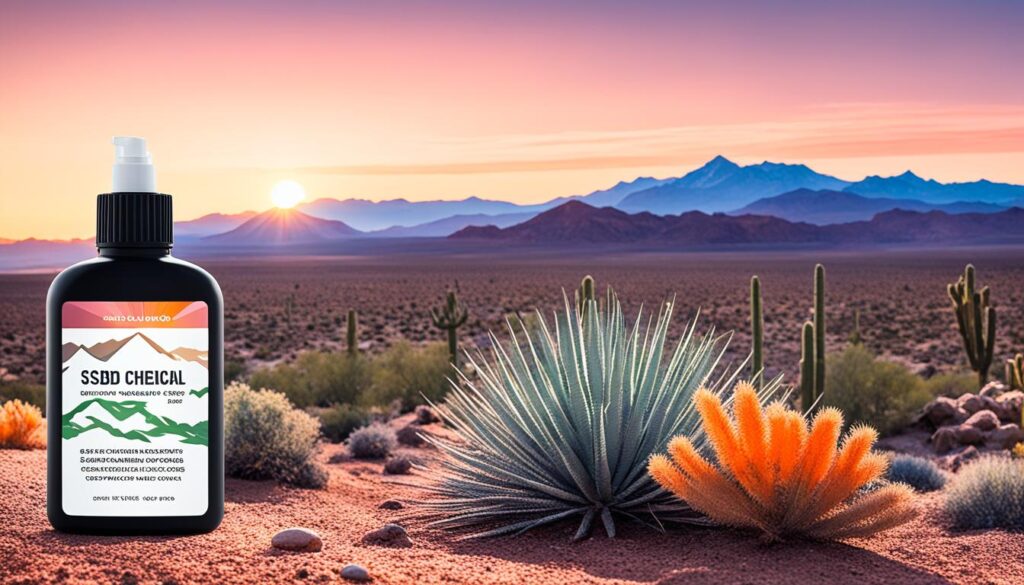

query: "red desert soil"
xmin=2 ymin=430 xmax=1022 ymax=585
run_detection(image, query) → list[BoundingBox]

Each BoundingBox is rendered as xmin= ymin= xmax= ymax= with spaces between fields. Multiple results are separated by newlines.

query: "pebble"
xmin=341 ymin=564 xmax=372 ymax=582
xmin=379 ymin=500 xmax=404 ymax=510
xmin=271 ymin=527 xmax=323 ymax=552
xmin=361 ymin=523 xmax=413 ymax=548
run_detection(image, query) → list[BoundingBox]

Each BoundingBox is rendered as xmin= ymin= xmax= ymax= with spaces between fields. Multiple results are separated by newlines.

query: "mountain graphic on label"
xmin=62 ymin=398 xmax=209 ymax=446
xmin=62 ymin=332 xmax=208 ymax=368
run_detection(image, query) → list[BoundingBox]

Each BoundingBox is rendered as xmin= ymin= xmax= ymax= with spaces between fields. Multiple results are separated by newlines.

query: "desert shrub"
xmin=314 ymin=403 xmax=373 ymax=443
xmin=419 ymin=294 xmax=760 ymax=539
xmin=249 ymin=351 xmax=371 ymax=408
xmin=0 ymin=380 xmax=46 ymax=410
xmin=650 ymin=383 xmax=918 ymax=541
xmin=224 ymin=382 xmax=327 ymax=489
xmin=224 ymin=359 xmax=247 ymax=384
xmin=923 ymin=372 xmax=978 ymax=398
xmin=945 ymin=457 xmax=1024 ymax=529
xmin=886 ymin=454 xmax=947 ymax=492
xmin=822 ymin=345 xmax=931 ymax=435
xmin=0 ymin=399 xmax=46 ymax=449
xmin=361 ymin=341 xmax=451 ymax=410
xmin=415 ymin=404 xmax=440 ymax=425
xmin=347 ymin=422 xmax=397 ymax=459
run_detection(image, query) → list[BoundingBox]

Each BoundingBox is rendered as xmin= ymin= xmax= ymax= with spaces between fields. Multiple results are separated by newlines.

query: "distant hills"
xmin=734 ymin=189 xmax=1007 ymax=225
xmin=843 ymin=171 xmax=1024 ymax=204
xmin=452 ymin=200 xmax=1024 ymax=247
xmin=203 ymin=208 xmax=362 ymax=245
xmin=617 ymin=156 xmax=850 ymax=214
xmin=5 ymin=155 xmax=1024 ymax=270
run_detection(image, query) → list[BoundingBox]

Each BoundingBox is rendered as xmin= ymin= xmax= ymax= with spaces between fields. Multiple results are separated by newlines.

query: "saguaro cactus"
xmin=750 ymin=275 xmax=764 ymax=389
xmin=800 ymin=264 xmax=826 ymax=413
xmin=432 ymin=290 xmax=469 ymax=365
xmin=947 ymin=264 xmax=996 ymax=388
xmin=346 ymin=309 xmax=358 ymax=357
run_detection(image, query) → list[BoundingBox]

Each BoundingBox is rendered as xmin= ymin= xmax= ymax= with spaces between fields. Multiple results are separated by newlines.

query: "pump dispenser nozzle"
xmin=112 ymin=136 xmax=156 ymax=192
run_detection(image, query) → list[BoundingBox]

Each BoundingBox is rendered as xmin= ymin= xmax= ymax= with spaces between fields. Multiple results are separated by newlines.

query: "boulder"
xmin=954 ymin=423 xmax=985 ymax=445
xmin=379 ymin=500 xmax=404 ymax=510
xmin=924 ymin=397 xmax=959 ymax=426
xmin=931 ymin=426 xmax=959 ymax=453
xmin=987 ymin=423 xmax=1024 ymax=449
xmin=996 ymin=391 xmax=1024 ymax=422
xmin=964 ymin=409 xmax=999 ymax=432
xmin=980 ymin=381 xmax=1008 ymax=398
xmin=272 ymin=528 xmax=323 ymax=553
xmin=956 ymin=393 xmax=985 ymax=414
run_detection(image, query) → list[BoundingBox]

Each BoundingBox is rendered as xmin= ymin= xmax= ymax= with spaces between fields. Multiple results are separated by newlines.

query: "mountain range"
xmin=5 ymin=155 xmax=1024 ymax=269
xmin=452 ymin=200 xmax=1024 ymax=247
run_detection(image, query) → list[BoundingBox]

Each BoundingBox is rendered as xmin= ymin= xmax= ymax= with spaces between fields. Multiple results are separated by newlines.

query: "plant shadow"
xmin=443 ymin=521 xmax=953 ymax=584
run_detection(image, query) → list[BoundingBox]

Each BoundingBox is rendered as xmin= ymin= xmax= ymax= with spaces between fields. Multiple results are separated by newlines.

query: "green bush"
xmin=249 ymin=352 xmax=371 ymax=408
xmin=822 ymin=345 xmax=931 ymax=435
xmin=945 ymin=457 xmax=1024 ymax=529
xmin=923 ymin=372 xmax=978 ymax=398
xmin=313 ymin=403 xmax=374 ymax=443
xmin=361 ymin=341 xmax=452 ymax=410
xmin=224 ymin=382 xmax=327 ymax=489
xmin=0 ymin=380 xmax=46 ymax=410
xmin=347 ymin=422 xmax=397 ymax=459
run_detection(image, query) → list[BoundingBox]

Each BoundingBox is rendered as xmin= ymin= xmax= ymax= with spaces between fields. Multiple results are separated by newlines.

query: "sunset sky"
xmin=1 ymin=0 xmax=1023 ymax=239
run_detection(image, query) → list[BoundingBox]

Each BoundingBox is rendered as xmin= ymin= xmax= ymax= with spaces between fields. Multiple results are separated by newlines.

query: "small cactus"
xmin=886 ymin=454 xmax=947 ymax=492
xmin=575 ymin=275 xmax=596 ymax=321
xmin=431 ymin=288 xmax=469 ymax=366
xmin=848 ymin=309 xmax=863 ymax=346
xmin=1007 ymin=353 xmax=1023 ymax=391
xmin=948 ymin=264 xmax=996 ymax=388
xmin=750 ymin=275 xmax=764 ymax=389
xmin=346 ymin=309 xmax=359 ymax=357
xmin=800 ymin=264 xmax=826 ymax=413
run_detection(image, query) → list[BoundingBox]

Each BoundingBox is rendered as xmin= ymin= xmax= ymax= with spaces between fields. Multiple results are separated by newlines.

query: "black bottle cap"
xmin=96 ymin=192 xmax=173 ymax=248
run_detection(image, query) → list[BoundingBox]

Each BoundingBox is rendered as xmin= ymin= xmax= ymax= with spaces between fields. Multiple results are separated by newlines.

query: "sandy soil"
xmin=4 ymin=247 xmax=1024 ymax=384
xmin=3 ymin=429 xmax=1023 ymax=585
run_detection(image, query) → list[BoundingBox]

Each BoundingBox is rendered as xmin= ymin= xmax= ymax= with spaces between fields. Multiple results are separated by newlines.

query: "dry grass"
xmin=0 ymin=399 xmax=45 ymax=449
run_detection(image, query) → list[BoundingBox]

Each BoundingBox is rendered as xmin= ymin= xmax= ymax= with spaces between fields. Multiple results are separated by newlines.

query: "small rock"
xmin=924 ymin=397 xmax=958 ymax=426
xmin=379 ymin=500 xmax=404 ymax=510
xmin=341 ymin=564 xmax=372 ymax=582
xmin=931 ymin=426 xmax=958 ymax=453
xmin=957 ymin=393 xmax=985 ymax=414
xmin=361 ymin=523 xmax=413 ymax=548
xmin=980 ymin=381 xmax=1008 ymax=398
xmin=964 ymin=409 xmax=999 ymax=431
xmin=271 ymin=528 xmax=323 ymax=552
xmin=951 ymin=446 xmax=980 ymax=471
xmin=384 ymin=456 xmax=413 ymax=475
xmin=987 ymin=423 xmax=1024 ymax=449
xmin=296 ymin=568 xmax=310 ymax=580
xmin=396 ymin=424 xmax=425 ymax=447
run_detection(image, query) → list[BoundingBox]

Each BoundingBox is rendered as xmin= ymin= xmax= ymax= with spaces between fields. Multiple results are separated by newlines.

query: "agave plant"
xmin=418 ymin=291 xmax=772 ymax=540
xmin=648 ymin=382 xmax=918 ymax=541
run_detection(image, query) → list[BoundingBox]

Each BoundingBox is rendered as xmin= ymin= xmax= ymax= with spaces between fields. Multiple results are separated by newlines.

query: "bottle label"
xmin=61 ymin=301 xmax=209 ymax=517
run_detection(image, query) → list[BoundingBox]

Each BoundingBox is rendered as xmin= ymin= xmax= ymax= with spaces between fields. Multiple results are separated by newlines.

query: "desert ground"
xmin=1 ymin=413 xmax=1022 ymax=585
xmin=2 ymin=246 xmax=1024 ymax=385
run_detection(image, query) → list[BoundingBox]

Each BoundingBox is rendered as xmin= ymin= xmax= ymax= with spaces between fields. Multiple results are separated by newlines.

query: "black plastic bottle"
xmin=46 ymin=137 xmax=223 ymax=534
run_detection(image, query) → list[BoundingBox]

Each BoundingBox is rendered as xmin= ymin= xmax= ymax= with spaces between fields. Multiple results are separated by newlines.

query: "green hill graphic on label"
xmin=62 ymin=398 xmax=208 ymax=446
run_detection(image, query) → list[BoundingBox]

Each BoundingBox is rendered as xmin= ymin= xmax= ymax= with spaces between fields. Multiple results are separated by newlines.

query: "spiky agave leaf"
xmin=416 ymin=291 xmax=777 ymax=540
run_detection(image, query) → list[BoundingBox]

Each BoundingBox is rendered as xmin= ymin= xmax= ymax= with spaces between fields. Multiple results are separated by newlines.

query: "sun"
xmin=270 ymin=180 xmax=306 ymax=209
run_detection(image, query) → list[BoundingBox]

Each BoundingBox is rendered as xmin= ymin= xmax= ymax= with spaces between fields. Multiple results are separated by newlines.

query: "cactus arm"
xmin=980 ymin=306 xmax=996 ymax=386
